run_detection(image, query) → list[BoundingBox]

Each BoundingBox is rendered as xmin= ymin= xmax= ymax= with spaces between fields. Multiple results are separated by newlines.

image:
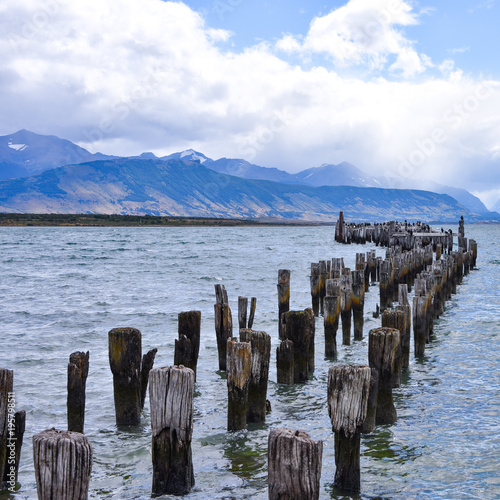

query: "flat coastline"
xmin=0 ymin=213 xmax=331 ymax=227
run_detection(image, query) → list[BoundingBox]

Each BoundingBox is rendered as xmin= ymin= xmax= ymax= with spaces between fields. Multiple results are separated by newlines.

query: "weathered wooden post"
xmin=175 ymin=311 xmax=201 ymax=378
xmin=341 ymin=270 xmax=352 ymax=345
xmin=240 ymin=329 xmax=271 ymax=423
xmin=319 ymin=260 xmax=328 ymax=315
xmin=215 ymin=284 xmax=233 ymax=371
xmin=368 ymin=328 xmax=400 ymax=425
xmin=278 ymin=270 xmax=290 ymax=337
xmin=335 ymin=210 xmax=345 ymax=243
xmin=109 ymin=327 xmax=152 ymax=426
xmin=33 ymin=429 xmax=92 ymax=500
xmin=381 ymin=310 xmax=404 ymax=387
xmin=351 ymin=270 xmax=365 ymax=340
xmin=328 ymin=365 xmax=371 ymax=492
xmin=140 ymin=348 xmax=158 ymax=410
xmin=282 ymin=309 xmax=314 ymax=382
xmin=324 ymin=295 xmax=340 ymax=358
xmin=67 ymin=351 xmax=89 ymax=434
xmin=226 ymin=338 xmax=252 ymax=431
xmin=361 ymin=368 xmax=379 ymax=434
xmin=149 ymin=365 xmax=195 ymax=496
xmin=413 ymin=294 xmax=428 ymax=357
xmin=276 ymin=339 xmax=294 ymax=385
xmin=268 ymin=428 xmax=323 ymax=500
xmin=248 ymin=297 xmax=257 ymax=328
xmin=396 ymin=285 xmax=411 ymax=370
xmin=238 ymin=296 xmax=248 ymax=329
xmin=310 ymin=263 xmax=321 ymax=317
xmin=0 ymin=368 xmax=14 ymax=483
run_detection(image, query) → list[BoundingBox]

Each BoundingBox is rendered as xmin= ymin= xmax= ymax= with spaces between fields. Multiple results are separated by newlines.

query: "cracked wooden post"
xmin=240 ymin=329 xmax=271 ymax=423
xmin=276 ymin=339 xmax=294 ymax=385
xmin=175 ymin=311 xmax=201 ymax=378
xmin=149 ymin=365 xmax=195 ymax=496
xmin=413 ymin=294 xmax=428 ymax=358
xmin=248 ymin=297 xmax=257 ymax=329
xmin=108 ymin=327 xmax=142 ymax=426
xmin=140 ymin=348 xmax=158 ymax=410
xmin=226 ymin=338 xmax=252 ymax=431
xmin=351 ymin=270 xmax=365 ymax=340
xmin=310 ymin=263 xmax=321 ymax=317
xmin=215 ymin=284 xmax=232 ymax=371
xmin=238 ymin=296 xmax=248 ymax=329
xmin=67 ymin=351 xmax=89 ymax=434
xmin=328 ymin=364 xmax=371 ymax=493
xmin=319 ymin=260 xmax=328 ymax=316
xmin=369 ymin=328 xmax=400 ymax=425
xmin=282 ymin=310 xmax=313 ymax=383
xmin=396 ymin=284 xmax=411 ymax=371
xmin=278 ymin=270 xmax=290 ymax=337
xmin=0 ymin=368 xmax=14 ymax=484
xmin=268 ymin=428 xmax=323 ymax=500
xmin=324 ymin=295 xmax=340 ymax=358
xmin=341 ymin=269 xmax=352 ymax=345
xmin=381 ymin=310 xmax=404 ymax=387
xmin=33 ymin=429 xmax=92 ymax=500
xmin=361 ymin=368 xmax=379 ymax=435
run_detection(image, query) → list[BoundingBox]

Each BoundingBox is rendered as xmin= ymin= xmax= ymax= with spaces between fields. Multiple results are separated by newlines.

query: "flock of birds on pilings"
xmin=0 ymin=213 xmax=478 ymax=499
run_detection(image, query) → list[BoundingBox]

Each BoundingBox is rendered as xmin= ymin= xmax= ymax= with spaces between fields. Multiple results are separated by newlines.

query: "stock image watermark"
xmin=5 ymin=391 xmax=17 ymax=493
xmin=397 ymin=81 xmax=496 ymax=178
xmin=238 ymin=107 xmax=294 ymax=161
xmin=213 ymin=0 xmax=243 ymax=20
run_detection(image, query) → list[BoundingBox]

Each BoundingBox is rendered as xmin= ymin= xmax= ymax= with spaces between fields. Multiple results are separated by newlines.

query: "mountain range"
xmin=0 ymin=129 xmax=498 ymax=222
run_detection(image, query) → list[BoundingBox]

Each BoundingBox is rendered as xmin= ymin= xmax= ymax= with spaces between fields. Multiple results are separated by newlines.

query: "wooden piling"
xmin=248 ymin=297 xmax=257 ymax=329
xmin=351 ymin=270 xmax=365 ymax=340
xmin=361 ymin=368 xmax=379 ymax=434
xmin=282 ymin=310 xmax=314 ymax=383
xmin=328 ymin=365 xmax=371 ymax=492
xmin=175 ymin=311 xmax=201 ymax=377
xmin=278 ymin=270 xmax=290 ymax=336
xmin=381 ymin=311 xmax=404 ymax=387
xmin=140 ymin=348 xmax=157 ymax=410
xmin=368 ymin=327 xmax=400 ymax=425
xmin=413 ymin=295 xmax=428 ymax=357
xmin=215 ymin=285 xmax=233 ymax=371
xmin=226 ymin=338 xmax=252 ymax=431
xmin=268 ymin=428 xmax=323 ymax=500
xmin=238 ymin=296 xmax=248 ymax=329
xmin=239 ymin=329 xmax=271 ymax=423
xmin=149 ymin=366 xmax=195 ymax=496
xmin=108 ymin=327 xmax=142 ymax=426
xmin=33 ymin=429 xmax=92 ymax=500
xmin=276 ymin=339 xmax=294 ymax=385
xmin=0 ymin=369 xmax=14 ymax=484
xmin=324 ymin=295 xmax=340 ymax=358
xmin=67 ymin=351 xmax=89 ymax=434
xmin=319 ymin=260 xmax=328 ymax=315
xmin=341 ymin=270 xmax=352 ymax=345
xmin=310 ymin=263 xmax=321 ymax=317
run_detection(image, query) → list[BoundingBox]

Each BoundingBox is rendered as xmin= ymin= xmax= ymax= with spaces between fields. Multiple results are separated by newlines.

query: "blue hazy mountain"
xmin=0 ymin=129 xmax=115 ymax=179
xmin=0 ymin=157 xmax=494 ymax=222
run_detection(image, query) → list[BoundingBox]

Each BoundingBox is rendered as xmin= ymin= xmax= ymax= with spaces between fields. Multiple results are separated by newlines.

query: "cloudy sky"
xmin=1 ymin=0 xmax=499 ymax=207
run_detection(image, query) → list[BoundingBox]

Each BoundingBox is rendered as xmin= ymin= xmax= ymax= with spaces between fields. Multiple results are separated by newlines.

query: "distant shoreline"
xmin=0 ymin=213 xmax=333 ymax=227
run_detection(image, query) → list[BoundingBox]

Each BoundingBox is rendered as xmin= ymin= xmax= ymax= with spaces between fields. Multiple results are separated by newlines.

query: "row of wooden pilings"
xmin=0 ymin=222 xmax=479 ymax=499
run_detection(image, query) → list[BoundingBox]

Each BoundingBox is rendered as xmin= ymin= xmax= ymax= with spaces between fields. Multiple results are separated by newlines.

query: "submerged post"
xmin=108 ymin=328 xmax=142 ymax=426
xmin=248 ymin=297 xmax=257 ymax=329
xmin=226 ymin=338 xmax=252 ymax=431
xmin=324 ymin=295 xmax=340 ymax=358
xmin=351 ymin=270 xmax=365 ymax=340
xmin=268 ymin=428 xmax=323 ymax=500
xmin=278 ymin=270 xmax=290 ymax=336
xmin=175 ymin=311 xmax=201 ymax=378
xmin=276 ymin=339 xmax=294 ymax=385
xmin=238 ymin=296 xmax=248 ymax=329
xmin=33 ymin=429 xmax=92 ymax=500
xmin=381 ymin=311 xmax=404 ymax=387
xmin=149 ymin=365 xmax=195 ymax=496
xmin=67 ymin=351 xmax=89 ymax=434
xmin=214 ymin=285 xmax=233 ymax=371
xmin=369 ymin=328 xmax=400 ymax=425
xmin=328 ymin=364 xmax=371 ymax=493
xmin=240 ymin=329 xmax=271 ymax=423
xmin=341 ymin=270 xmax=352 ymax=345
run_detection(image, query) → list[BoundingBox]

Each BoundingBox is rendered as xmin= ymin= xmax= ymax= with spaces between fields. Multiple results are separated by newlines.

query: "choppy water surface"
xmin=0 ymin=224 xmax=499 ymax=499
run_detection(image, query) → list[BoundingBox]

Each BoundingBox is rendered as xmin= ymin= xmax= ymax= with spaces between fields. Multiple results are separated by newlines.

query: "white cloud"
xmin=276 ymin=0 xmax=430 ymax=77
xmin=0 ymin=0 xmax=499 ymax=203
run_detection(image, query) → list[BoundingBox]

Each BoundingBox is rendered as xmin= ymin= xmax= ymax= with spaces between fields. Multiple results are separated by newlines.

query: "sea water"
xmin=0 ymin=224 xmax=499 ymax=499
